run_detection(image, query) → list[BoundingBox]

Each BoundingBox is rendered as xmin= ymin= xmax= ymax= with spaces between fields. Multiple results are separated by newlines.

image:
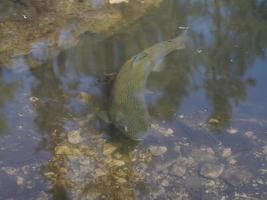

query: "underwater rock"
xmin=67 ymin=129 xmax=83 ymax=144
xmin=199 ymin=162 xmax=224 ymax=179
xmin=54 ymin=145 xmax=81 ymax=156
xmin=103 ymin=143 xmax=118 ymax=156
xmin=208 ymin=118 xmax=220 ymax=125
xmin=151 ymin=124 xmax=174 ymax=137
xmin=227 ymin=156 xmax=237 ymax=165
xmin=29 ymin=96 xmax=39 ymax=103
xmin=109 ymin=0 xmax=128 ymax=4
xmin=116 ymin=177 xmax=127 ymax=184
xmin=222 ymin=148 xmax=232 ymax=158
xmin=244 ymin=131 xmax=257 ymax=140
xmin=43 ymin=172 xmax=57 ymax=181
xmin=77 ymin=92 xmax=91 ymax=103
xmin=149 ymin=145 xmax=167 ymax=156
xmin=94 ymin=168 xmax=106 ymax=178
xmin=263 ymin=145 xmax=267 ymax=156
xmin=227 ymin=127 xmax=239 ymax=134
xmin=172 ymin=164 xmax=186 ymax=177
xmin=222 ymin=167 xmax=252 ymax=186
xmin=158 ymin=128 xmax=174 ymax=137
xmin=105 ymin=158 xmax=125 ymax=167
xmin=16 ymin=176 xmax=24 ymax=186
xmin=191 ymin=147 xmax=216 ymax=163
xmin=161 ymin=179 xmax=169 ymax=187
xmin=36 ymin=191 xmax=50 ymax=200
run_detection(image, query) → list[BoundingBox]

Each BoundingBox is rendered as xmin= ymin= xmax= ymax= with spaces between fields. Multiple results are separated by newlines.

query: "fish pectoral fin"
xmin=97 ymin=110 xmax=111 ymax=124
xmin=152 ymin=58 xmax=165 ymax=72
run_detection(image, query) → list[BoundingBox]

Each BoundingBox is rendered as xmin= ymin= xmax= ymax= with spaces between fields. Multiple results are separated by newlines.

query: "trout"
xmin=110 ymin=33 xmax=186 ymax=140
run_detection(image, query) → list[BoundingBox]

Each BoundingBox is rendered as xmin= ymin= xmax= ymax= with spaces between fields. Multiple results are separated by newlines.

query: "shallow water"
xmin=0 ymin=0 xmax=267 ymax=199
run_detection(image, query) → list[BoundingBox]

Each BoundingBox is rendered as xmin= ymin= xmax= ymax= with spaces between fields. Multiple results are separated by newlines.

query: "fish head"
xmin=112 ymin=108 xmax=149 ymax=140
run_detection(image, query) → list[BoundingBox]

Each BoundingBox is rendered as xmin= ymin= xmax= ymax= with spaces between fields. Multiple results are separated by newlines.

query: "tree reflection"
xmin=0 ymin=69 xmax=17 ymax=135
xmin=197 ymin=0 xmax=267 ymax=130
xmin=132 ymin=0 xmax=267 ymax=131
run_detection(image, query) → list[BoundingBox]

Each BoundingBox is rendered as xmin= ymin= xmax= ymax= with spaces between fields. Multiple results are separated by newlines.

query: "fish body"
xmin=110 ymin=33 xmax=186 ymax=140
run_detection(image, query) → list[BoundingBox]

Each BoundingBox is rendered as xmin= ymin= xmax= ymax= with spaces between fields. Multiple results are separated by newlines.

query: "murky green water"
xmin=0 ymin=0 xmax=267 ymax=199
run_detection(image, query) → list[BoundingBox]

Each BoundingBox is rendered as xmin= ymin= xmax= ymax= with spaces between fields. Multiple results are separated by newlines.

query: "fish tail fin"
xmin=175 ymin=30 xmax=188 ymax=50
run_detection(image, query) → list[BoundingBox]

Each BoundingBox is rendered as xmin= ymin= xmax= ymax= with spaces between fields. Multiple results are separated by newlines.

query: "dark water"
xmin=0 ymin=0 xmax=267 ymax=199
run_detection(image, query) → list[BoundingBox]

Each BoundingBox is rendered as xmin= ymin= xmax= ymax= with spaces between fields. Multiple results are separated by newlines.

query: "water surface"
xmin=0 ymin=0 xmax=267 ymax=199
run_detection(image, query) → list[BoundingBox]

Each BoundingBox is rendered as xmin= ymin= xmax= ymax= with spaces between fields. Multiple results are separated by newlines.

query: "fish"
xmin=109 ymin=33 xmax=186 ymax=140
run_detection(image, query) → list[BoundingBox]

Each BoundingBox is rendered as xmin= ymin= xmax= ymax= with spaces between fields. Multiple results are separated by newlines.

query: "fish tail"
xmin=175 ymin=30 xmax=187 ymax=50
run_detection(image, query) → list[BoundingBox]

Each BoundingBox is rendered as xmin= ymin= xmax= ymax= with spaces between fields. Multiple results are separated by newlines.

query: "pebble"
xmin=222 ymin=148 xmax=232 ymax=157
xmin=149 ymin=146 xmax=167 ymax=156
xmin=109 ymin=0 xmax=129 ymax=4
xmin=159 ymin=128 xmax=174 ymax=137
xmin=117 ymin=177 xmax=127 ymax=184
xmin=199 ymin=163 xmax=225 ymax=179
xmin=77 ymin=92 xmax=91 ymax=103
xmin=54 ymin=145 xmax=80 ymax=156
xmin=44 ymin=172 xmax=56 ymax=181
xmin=36 ymin=191 xmax=49 ymax=200
xmin=106 ymin=159 xmax=125 ymax=167
xmin=16 ymin=176 xmax=24 ymax=186
xmin=227 ymin=127 xmax=238 ymax=134
xmin=244 ymin=131 xmax=257 ymax=139
xmin=29 ymin=96 xmax=39 ymax=103
xmin=3 ymin=167 xmax=17 ymax=175
xmin=262 ymin=145 xmax=267 ymax=155
xmin=172 ymin=165 xmax=186 ymax=177
xmin=256 ymin=178 xmax=264 ymax=185
xmin=80 ymin=159 xmax=91 ymax=166
xmin=113 ymin=152 xmax=123 ymax=159
xmin=103 ymin=143 xmax=118 ymax=156
xmin=67 ymin=129 xmax=83 ymax=144
xmin=205 ymin=147 xmax=215 ymax=155
xmin=178 ymin=114 xmax=185 ymax=119
xmin=228 ymin=157 xmax=237 ymax=165
xmin=208 ymin=118 xmax=220 ymax=125
xmin=222 ymin=167 xmax=252 ymax=186
xmin=94 ymin=168 xmax=106 ymax=178
xmin=151 ymin=124 xmax=174 ymax=137
xmin=161 ymin=179 xmax=169 ymax=187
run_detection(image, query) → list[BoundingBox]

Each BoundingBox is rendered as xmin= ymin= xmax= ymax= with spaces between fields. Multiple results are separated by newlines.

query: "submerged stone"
xmin=149 ymin=145 xmax=167 ymax=156
xmin=208 ymin=118 xmax=220 ymax=125
xmin=103 ymin=143 xmax=118 ymax=156
xmin=151 ymin=124 xmax=174 ymax=137
xmin=109 ymin=0 xmax=128 ymax=4
xmin=67 ymin=129 xmax=83 ymax=144
xmin=77 ymin=92 xmax=92 ymax=103
xmin=227 ymin=127 xmax=238 ymax=134
xmin=94 ymin=168 xmax=106 ymax=178
xmin=105 ymin=158 xmax=125 ymax=167
xmin=54 ymin=145 xmax=80 ymax=156
xmin=199 ymin=162 xmax=224 ymax=179
xmin=222 ymin=167 xmax=252 ymax=186
xmin=262 ymin=145 xmax=267 ymax=155
xmin=222 ymin=148 xmax=232 ymax=158
xmin=244 ymin=131 xmax=257 ymax=140
xmin=172 ymin=164 xmax=186 ymax=177
xmin=16 ymin=176 xmax=24 ymax=186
